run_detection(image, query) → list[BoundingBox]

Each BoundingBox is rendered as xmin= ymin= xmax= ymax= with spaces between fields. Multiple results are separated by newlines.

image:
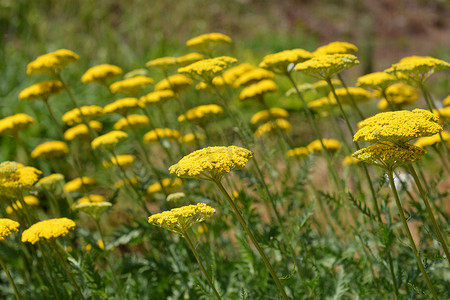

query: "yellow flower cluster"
xmin=0 ymin=219 xmax=20 ymax=241
xmin=180 ymin=133 xmax=206 ymax=144
xmin=154 ymin=74 xmax=193 ymax=92
xmin=27 ymin=49 xmax=79 ymax=75
xmin=31 ymin=141 xmax=69 ymax=159
xmin=103 ymin=154 xmax=135 ymax=168
xmin=143 ymin=128 xmax=180 ymax=143
xmin=286 ymin=147 xmax=309 ymax=159
xmin=6 ymin=195 xmax=40 ymax=214
xmin=250 ymin=108 xmax=289 ymax=124
xmin=75 ymin=195 xmax=112 ymax=220
xmin=104 ymin=97 xmax=143 ymax=116
xmin=148 ymin=202 xmax=216 ymax=235
xmin=113 ymin=114 xmax=149 ymax=130
xmin=177 ymin=104 xmax=223 ymax=122
xmin=329 ymin=87 xmax=372 ymax=104
xmin=62 ymin=105 xmax=104 ymax=126
xmin=141 ymin=90 xmax=175 ymax=106
xmin=186 ymin=32 xmax=232 ymax=53
xmin=313 ymin=41 xmax=358 ymax=56
xmin=64 ymin=121 xmax=103 ymax=140
xmin=22 ymin=218 xmax=76 ymax=244
xmin=342 ymin=155 xmax=361 ymax=166
xmin=0 ymin=113 xmax=35 ymax=136
xmin=176 ymin=52 xmax=205 ymax=67
xmin=354 ymin=109 xmax=441 ymax=144
xmin=145 ymin=56 xmax=177 ymax=70
xmin=220 ymin=63 xmax=256 ymax=86
xmin=356 ymin=72 xmax=396 ymax=91
xmin=18 ymin=80 xmax=64 ymax=101
xmin=295 ymin=54 xmax=359 ymax=79
xmin=36 ymin=173 xmax=64 ymax=190
xmin=110 ymin=75 xmax=154 ymax=95
xmin=377 ymin=83 xmax=418 ymax=110
xmin=234 ymin=68 xmax=275 ymax=87
xmin=414 ymin=131 xmax=450 ymax=148
xmin=0 ymin=162 xmax=41 ymax=196
xmin=76 ymin=194 xmax=106 ymax=204
xmin=64 ymin=176 xmax=97 ymax=193
xmin=91 ymin=131 xmax=128 ymax=150
xmin=306 ymin=139 xmax=341 ymax=153
xmin=178 ymin=56 xmax=238 ymax=82
xmin=114 ymin=177 xmax=140 ymax=188
xmin=254 ymin=119 xmax=292 ymax=137
xmin=385 ymin=55 xmax=450 ymax=83
xmin=239 ymin=79 xmax=278 ymax=101
xmin=259 ymin=49 xmax=313 ymax=74
xmin=307 ymin=97 xmax=337 ymax=111
xmin=437 ymin=107 xmax=450 ymax=123
xmin=81 ymin=64 xmax=123 ymax=84
xmin=147 ymin=178 xmax=182 ymax=194
xmin=443 ymin=95 xmax=450 ymax=106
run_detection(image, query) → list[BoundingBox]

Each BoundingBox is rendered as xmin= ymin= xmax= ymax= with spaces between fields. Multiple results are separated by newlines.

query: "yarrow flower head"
xmin=0 ymin=162 xmax=41 ymax=197
xmin=0 ymin=219 xmax=20 ymax=241
xmin=356 ymin=72 xmax=397 ymax=92
xmin=109 ymin=75 xmax=154 ymax=96
xmin=147 ymin=178 xmax=182 ymax=195
xmin=186 ymin=32 xmax=232 ymax=54
xmin=353 ymin=109 xmax=442 ymax=144
xmin=113 ymin=114 xmax=149 ymax=131
xmin=176 ymin=52 xmax=205 ymax=67
xmin=286 ymin=147 xmax=309 ymax=159
xmin=103 ymin=154 xmax=135 ymax=168
xmin=377 ymin=83 xmax=418 ymax=110
xmin=31 ymin=141 xmax=69 ymax=159
xmin=259 ymin=48 xmax=313 ymax=74
xmin=22 ymin=218 xmax=76 ymax=244
xmin=234 ymin=68 xmax=275 ymax=87
xmin=64 ymin=176 xmax=97 ymax=193
xmin=75 ymin=195 xmax=112 ymax=221
xmin=295 ymin=54 xmax=359 ymax=79
xmin=0 ymin=114 xmax=35 ymax=136
xmin=177 ymin=104 xmax=223 ymax=123
xmin=91 ymin=131 xmax=128 ymax=151
xmin=148 ymin=203 xmax=216 ymax=235
xmin=178 ymin=56 xmax=238 ymax=83
xmin=62 ymin=105 xmax=104 ymax=126
xmin=328 ymin=87 xmax=372 ymax=105
xmin=36 ymin=173 xmax=64 ymax=190
xmin=145 ymin=56 xmax=177 ymax=71
xmin=313 ymin=41 xmax=358 ymax=56
xmin=18 ymin=80 xmax=64 ymax=101
xmin=104 ymin=97 xmax=143 ymax=116
xmin=169 ymin=146 xmax=253 ymax=182
xmin=307 ymin=139 xmax=341 ymax=154
xmin=239 ymin=79 xmax=278 ymax=101
xmin=27 ymin=49 xmax=79 ymax=76
xmin=64 ymin=121 xmax=103 ymax=141
xmin=81 ymin=64 xmax=123 ymax=84
xmin=141 ymin=90 xmax=176 ymax=106
xmin=251 ymin=108 xmax=289 ymax=124
xmin=254 ymin=119 xmax=292 ymax=137
xmin=144 ymin=128 xmax=180 ymax=143
xmin=414 ymin=131 xmax=450 ymax=148
xmin=6 ymin=196 xmax=39 ymax=214
xmin=154 ymin=74 xmax=193 ymax=93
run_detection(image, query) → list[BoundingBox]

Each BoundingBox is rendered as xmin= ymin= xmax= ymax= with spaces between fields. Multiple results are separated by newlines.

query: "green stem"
xmin=337 ymin=74 xmax=364 ymax=120
xmin=43 ymin=99 xmax=65 ymax=136
xmin=0 ymin=256 xmax=21 ymax=300
xmin=36 ymin=243 xmax=61 ymax=300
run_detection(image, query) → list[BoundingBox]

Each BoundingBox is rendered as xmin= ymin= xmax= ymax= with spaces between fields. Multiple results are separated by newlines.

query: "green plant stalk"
xmin=0 ymin=256 xmax=21 ymax=300
xmin=337 ymin=73 xmax=364 ymax=120
xmin=380 ymin=89 xmax=396 ymax=111
xmin=36 ymin=242 xmax=62 ymax=300
xmin=387 ymin=171 xmax=438 ymax=300
xmin=408 ymin=165 xmax=450 ymax=264
xmin=214 ymin=179 xmax=289 ymax=300
xmin=182 ymin=229 xmax=222 ymax=300
xmin=43 ymin=98 xmax=65 ymax=135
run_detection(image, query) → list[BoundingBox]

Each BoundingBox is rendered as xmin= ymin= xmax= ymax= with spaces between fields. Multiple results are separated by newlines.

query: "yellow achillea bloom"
xmin=148 ymin=203 xmax=216 ymax=235
xmin=352 ymin=142 xmax=426 ymax=171
xmin=154 ymin=74 xmax=193 ymax=92
xmin=91 ymin=131 xmax=128 ymax=150
xmin=414 ymin=131 xmax=450 ymax=148
xmin=36 ymin=173 xmax=64 ymax=190
xmin=307 ymin=97 xmax=337 ymax=111
xmin=377 ymin=83 xmax=418 ymax=110
xmin=114 ymin=176 xmax=140 ymax=188
xmin=27 ymin=49 xmax=79 ymax=75
xmin=0 ymin=113 xmax=35 ymax=136
xmin=357 ymin=72 xmax=397 ymax=91
xmin=437 ymin=106 xmax=450 ymax=123
xmin=0 ymin=162 xmax=41 ymax=196
xmin=74 ymin=195 xmax=111 ymax=220
xmin=64 ymin=121 xmax=103 ymax=141
xmin=286 ymin=147 xmax=309 ymax=159
xmin=31 ymin=141 xmax=69 ymax=159
xmin=354 ymin=109 xmax=441 ymax=144
xmin=144 ymin=128 xmax=180 ymax=143
xmin=81 ymin=64 xmax=123 ymax=84
xmin=0 ymin=219 xmax=20 ymax=241
xmin=342 ymin=155 xmax=361 ymax=167
xmin=251 ymin=108 xmax=289 ymax=124
xmin=104 ymin=97 xmax=143 ymax=116
xmin=18 ymin=80 xmax=64 ymax=101
xmin=22 ymin=218 xmax=76 ymax=244
xmin=180 ymin=133 xmax=206 ymax=144
xmin=147 ymin=178 xmax=182 ymax=194
xmin=176 ymin=52 xmax=205 ymax=67
xmin=6 ymin=196 xmax=40 ymax=214
xmin=177 ymin=104 xmax=223 ymax=122
xmin=385 ymin=55 xmax=450 ymax=83
xmin=259 ymin=49 xmax=313 ymax=74
xmin=254 ymin=119 xmax=292 ymax=137
xmin=307 ymin=139 xmax=341 ymax=153
xmin=64 ymin=176 xmax=97 ymax=193
xmin=239 ymin=79 xmax=278 ymax=101
xmin=234 ymin=68 xmax=275 ymax=87
xmin=141 ymin=90 xmax=175 ymax=105
xmin=103 ymin=154 xmax=135 ymax=168
xmin=329 ymin=87 xmax=372 ymax=104
xmin=76 ymin=194 xmax=106 ymax=204
xmin=313 ymin=41 xmax=358 ymax=56
xmin=169 ymin=146 xmax=253 ymax=181
xmin=186 ymin=32 xmax=232 ymax=53
xmin=221 ymin=63 xmax=256 ymax=86
xmin=109 ymin=75 xmax=154 ymax=95
xmin=443 ymin=95 xmax=450 ymax=106
xmin=62 ymin=105 xmax=104 ymax=126
xmin=178 ymin=56 xmax=238 ymax=83
xmin=113 ymin=114 xmax=149 ymax=131
xmin=145 ymin=56 xmax=177 ymax=70
xmin=295 ymin=54 xmax=359 ymax=79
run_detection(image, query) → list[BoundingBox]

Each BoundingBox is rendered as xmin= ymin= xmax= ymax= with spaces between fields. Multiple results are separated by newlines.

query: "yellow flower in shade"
xmin=141 ymin=90 xmax=175 ymax=106
xmin=103 ymin=154 xmax=135 ymax=168
xmin=295 ymin=54 xmax=359 ymax=79
xmin=0 ymin=162 xmax=41 ymax=196
xmin=307 ymin=97 xmax=337 ymax=111
xmin=22 ymin=218 xmax=76 ymax=244
xmin=81 ymin=64 xmax=123 ymax=84
xmin=62 ymin=105 xmax=104 ymax=126
xmin=234 ymin=68 xmax=275 ymax=87
xmin=286 ymin=147 xmax=309 ymax=159
xmin=145 ymin=56 xmax=177 ymax=70
xmin=76 ymin=194 xmax=106 ymax=205
xmin=250 ymin=108 xmax=289 ymax=124
xmin=328 ymin=87 xmax=372 ymax=105
xmin=31 ymin=141 xmax=69 ymax=159
xmin=353 ymin=109 xmax=442 ymax=144
xmin=414 ymin=131 xmax=450 ymax=148
xmin=91 ymin=131 xmax=128 ymax=150
xmin=313 ymin=41 xmax=358 ymax=56
xmin=169 ymin=146 xmax=253 ymax=181
xmin=64 ymin=177 xmax=97 ymax=193
xmin=64 ymin=121 xmax=103 ymax=141
xmin=6 ymin=196 xmax=40 ymax=214
xmin=180 ymin=133 xmax=206 ymax=144
xmin=109 ymin=75 xmax=154 ymax=96
xmin=437 ymin=106 xmax=450 ymax=123
xmin=178 ymin=56 xmax=238 ymax=83
xmin=148 ymin=203 xmax=216 ymax=235
xmin=220 ymin=63 xmax=256 ymax=86
xmin=114 ymin=176 xmax=140 ymax=188
xmin=357 ymin=72 xmax=397 ymax=91
xmin=377 ymin=83 xmax=418 ymax=110
xmin=166 ymin=192 xmax=186 ymax=203
xmin=259 ymin=49 xmax=313 ymax=74
xmin=306 ymin=139 xmax=341 ymax=153
xmin=75 ymin=199 xmax=112 ymax=221
xmin=385 ymin=56 xmax=450 ymax=84
xmin=0 ymin=219 xmax=20 ymax=241
xmin=352 ymin=142 xmax=426 ymax=171
xmin=18 ymin=80 xmax=64 ymax=101
xmin=0 ymin=113 xmax=35 ymax=136
xmin=27 ymin=49 xmax=79 ymax=75
xmin=254 ymin=119 xmax=292 ymax=137
xmin=36 ymin=173 xmax=64 ymax=190
xmin=239 ymin=79 xmax=278 ymax=101
xmin=176 ymin=52 xmax=205 ymax=67
xmin=143 ymin=128 xmax=180 ymax=143
xmin=342 ymin=155 xmax=361 ymax=167
xmin=186 ymin=32 xmax=232 ymax=53
xmin=113 ymin=114 xmax=149 ymax=131
xmin=147 ymin=178 xmax=182 ymax=194
xmin=177 ymin=104 xmax=223 ymax=123
xmin=443 ymin=95 xmax=450 ymax=106
xmin=104 ymin=97 xmax=143 ymax=116
xmin=154 ymin=74 xmax=193 ymax=93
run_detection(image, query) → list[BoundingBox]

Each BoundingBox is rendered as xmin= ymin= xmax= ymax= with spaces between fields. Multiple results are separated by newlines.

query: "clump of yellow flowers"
xmin=22 ymin=218 xmax=76 ymax=244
